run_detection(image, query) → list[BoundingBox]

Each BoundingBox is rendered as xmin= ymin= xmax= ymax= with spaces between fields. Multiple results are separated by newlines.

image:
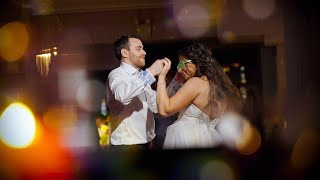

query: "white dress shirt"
xmin=107 ymin=62 xmax=157 ymax=145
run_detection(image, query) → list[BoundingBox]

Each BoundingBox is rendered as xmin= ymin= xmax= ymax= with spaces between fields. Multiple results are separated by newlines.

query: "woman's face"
xmin=177 ymin=56 xmax=196 ymax=80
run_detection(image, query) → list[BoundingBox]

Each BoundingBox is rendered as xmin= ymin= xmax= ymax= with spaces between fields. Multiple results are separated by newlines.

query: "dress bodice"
xmin=163 ymin=104 xmax=223 ymax=149
xmin=177 ymin=104 xmax=221 ymax=129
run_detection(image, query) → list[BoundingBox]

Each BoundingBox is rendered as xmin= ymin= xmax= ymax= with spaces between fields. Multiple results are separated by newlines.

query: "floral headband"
xmin=177 ymin=60 xmax=192 ymax=70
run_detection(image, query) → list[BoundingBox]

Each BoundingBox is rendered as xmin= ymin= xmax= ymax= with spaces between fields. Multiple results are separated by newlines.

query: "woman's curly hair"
xmin=178 ymin=43 xmax=243 ymax=118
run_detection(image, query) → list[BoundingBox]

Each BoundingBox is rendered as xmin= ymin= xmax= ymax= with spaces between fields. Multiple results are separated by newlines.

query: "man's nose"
xmin=142 ymin=49 xmax=146 ymax=55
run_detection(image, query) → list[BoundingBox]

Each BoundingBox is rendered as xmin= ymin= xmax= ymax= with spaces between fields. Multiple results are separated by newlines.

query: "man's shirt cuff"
xmin=138 ymin=69 xmax=156 ymax=85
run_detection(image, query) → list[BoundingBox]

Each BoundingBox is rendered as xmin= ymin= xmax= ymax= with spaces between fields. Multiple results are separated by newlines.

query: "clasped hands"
xmin=147 ymin=57 xmax=171 ymax=77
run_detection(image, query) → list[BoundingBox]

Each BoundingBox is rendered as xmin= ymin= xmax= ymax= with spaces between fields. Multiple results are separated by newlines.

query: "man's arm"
xmin=109 ymin=60 xmax=164 ymax=105
xmin=108 ymin=71 xmax=147 ymax=105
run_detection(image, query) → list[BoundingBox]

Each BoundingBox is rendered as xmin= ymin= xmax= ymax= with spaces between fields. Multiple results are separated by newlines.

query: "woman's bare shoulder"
xmin=185 ymin=77 xmax=208 ymax=86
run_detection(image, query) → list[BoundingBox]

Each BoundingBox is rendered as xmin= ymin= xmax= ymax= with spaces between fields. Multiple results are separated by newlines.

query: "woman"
xmin=157 ymin=43 xmax=242 ymax=149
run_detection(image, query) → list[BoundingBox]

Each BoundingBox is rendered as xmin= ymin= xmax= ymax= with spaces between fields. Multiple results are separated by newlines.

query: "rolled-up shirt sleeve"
xmin=138 ymin=69 xmax=156 ymax=85
xmin=109 ymin=71 xmax=145 ymax=105
xmin=108 ymin=69 xmax=156 ymax=105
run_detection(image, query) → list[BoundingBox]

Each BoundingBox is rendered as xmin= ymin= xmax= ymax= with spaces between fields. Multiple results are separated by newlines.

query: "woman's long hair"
xmin=178 ymin=43 xmax=243 ymax=118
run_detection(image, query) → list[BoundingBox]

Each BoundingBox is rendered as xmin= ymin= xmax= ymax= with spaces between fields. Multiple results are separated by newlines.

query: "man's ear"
xmin=121 ymin=48 xmax=129 ymax=58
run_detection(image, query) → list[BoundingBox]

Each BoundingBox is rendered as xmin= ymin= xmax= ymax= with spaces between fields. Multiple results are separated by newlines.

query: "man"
xmin=106 ymin=35 xmax=164 ymax=150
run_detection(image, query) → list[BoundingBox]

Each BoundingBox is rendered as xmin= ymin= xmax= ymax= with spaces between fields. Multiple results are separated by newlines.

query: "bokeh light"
xmin=76 ymin=80 xmax=106 ymax=112
xmin=61 ymin=113 xmax=97 ymax=148
xmin=171 ymin=0 xmax=225 ymax=38
xmin=58 ymin=69 xmax=86 ymax=102
xmin=174 ymin=4 xmax=210 ymax=38
xmin=242 ymin=0 xmax=276 ymax=20
xmin=216 ymin=113 xmax=261 ymax=155
xmin=43 ymin=105 xmax=78 ymax=134
xmin=0 ymin=102 xmax=36 ymax=148
xmin=0 ymin=22 xmax=29 ymax=62
xmin=235 ymin=121 xmax=261 ymax=155
xmin=207 ymin=0 xmax=226 ymax=25
xmin=217 ymin=113 xmax=244 ymax=148
xmin=219 ymin=30 xmax=236 ymax=43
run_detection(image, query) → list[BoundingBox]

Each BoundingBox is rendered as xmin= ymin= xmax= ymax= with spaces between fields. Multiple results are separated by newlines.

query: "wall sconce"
xmin=36 ymin=47 xmax=58 ymax=76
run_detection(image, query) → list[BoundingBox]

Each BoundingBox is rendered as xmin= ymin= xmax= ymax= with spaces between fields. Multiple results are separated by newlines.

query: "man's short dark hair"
xmin=113 ymin=34 xmax=141 ymax=61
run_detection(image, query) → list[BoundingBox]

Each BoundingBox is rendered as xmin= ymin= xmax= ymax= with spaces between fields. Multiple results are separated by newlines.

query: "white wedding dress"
xmin=163 ymin=104 xmax=223 ymax=149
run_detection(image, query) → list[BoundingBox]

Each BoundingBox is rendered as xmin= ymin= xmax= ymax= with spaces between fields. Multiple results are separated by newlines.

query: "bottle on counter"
xmin=96 ymin=98 xmax=111 ymax=147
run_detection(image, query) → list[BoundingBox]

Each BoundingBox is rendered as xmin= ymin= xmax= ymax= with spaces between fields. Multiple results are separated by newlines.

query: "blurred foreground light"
xmin=0 ymin=102 xmax=36 ymax=148
xmin=58 ymin=70 xmax=87 ymax=102
xmin=217 ymin=113 xmax=261 ymax=155
xmin=207 ymin=0 xmax=225 ymax=25
xmin=217 ymin=113 xmax=244 ymax=148
xmin=242 ymin=0 xmax=275 ymax=20
xmin=43 ymin=105 xmax=78 ymax=134
xmin=219 ymin=31 xmax=236 ymax=43
xmin=0 ymin=22 xmax=29 ymax=62
xmin=235 ymin=121 xmax=261 ymax=155
xmin=223 ymin=66 xmax=230 ymax=73
xmin=291 ymin=128 xmax=319 ymax=169
xmin=76 ymin=80 xmax=106 ymax=112
xmin=174 ymin=4 xmax=210 ymax=38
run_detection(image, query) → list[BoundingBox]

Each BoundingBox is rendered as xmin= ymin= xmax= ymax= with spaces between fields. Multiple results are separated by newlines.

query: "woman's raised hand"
xmin=160 ymin=57 xmax=171 ymax=77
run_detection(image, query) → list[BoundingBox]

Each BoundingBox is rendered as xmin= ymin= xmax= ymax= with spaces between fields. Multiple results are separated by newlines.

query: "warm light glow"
xmin=231 ymin=63 xmax=241 ymax=68
xmin=207 ymin=0 xmax=225 ymax=25
xmin=36 ymin=47 xmax=58 ymax=76
xmin=43 ymin=105 xmax=78 ymax=133
xmin=217 ymin=113 xmax=261 ymax=155
xmin=219 ymin=31 xmax=236 ymax=43
xmin=36 ymin=52 xmax=51 ymax=76
xmin=240 ymin=87 xmax=247 ymax=99
xmin=0 ymin=102 xmax=36 ymax=148
xmin=223 ymin=66 xmax=230 ymax=73
xmin=236 ymin=121 xmax=261 ymax=155
xmin=240 ymin=72 xmax=247 ymax=84
xmin=53 ymin=46 xmax=58 ymax=56
xmin=0 ymin=22 xmax=29 ymax=62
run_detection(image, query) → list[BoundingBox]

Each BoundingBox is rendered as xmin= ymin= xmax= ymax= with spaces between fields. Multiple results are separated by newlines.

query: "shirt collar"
xmin=121 ymin=62 xmax=140 ymax=75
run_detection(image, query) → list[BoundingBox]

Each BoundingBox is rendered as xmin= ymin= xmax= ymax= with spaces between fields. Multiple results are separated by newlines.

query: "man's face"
xmin=178 ymin=56 xmax=196 ymax=80
xmin=125 ymin=38 xmax=146 ymax=69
